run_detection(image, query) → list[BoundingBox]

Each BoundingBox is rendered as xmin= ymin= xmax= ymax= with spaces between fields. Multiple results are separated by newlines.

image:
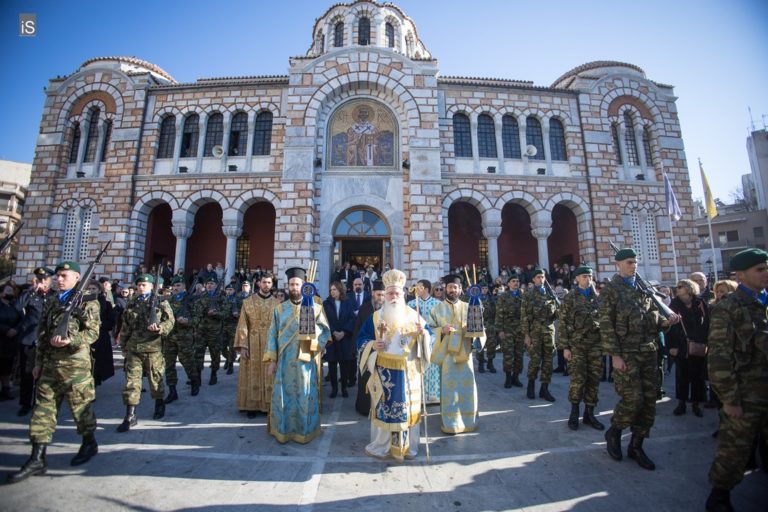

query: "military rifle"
xmin=206 ymin=268 xmax=226 ymax=317
xmin=608 ymin=240 xmax=674 ymax=319
xmin=53 ymin=240 xmax=111 ymax=339
xmin=147 ymin=260 xmax=164 ymax=327
xmin=0 ymin=222 xmax=23 ymax=254
xmin=542 ymin=276 xmax=561 ymax=307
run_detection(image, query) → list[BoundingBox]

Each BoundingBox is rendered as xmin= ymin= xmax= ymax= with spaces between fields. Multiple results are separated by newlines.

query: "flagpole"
xmin=707 ymin=213 xmax=718 ymax=281
xmin=664 ymin=166 xmax=680 ymax=284
xmin=699 ymin=159 xmax=719 ymax=281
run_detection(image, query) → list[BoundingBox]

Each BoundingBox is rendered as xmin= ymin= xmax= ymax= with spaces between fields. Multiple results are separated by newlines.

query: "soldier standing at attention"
xmin=705 ymin=248 xmax=768 ymax=512
xmin=163 ymin=276 xmax=199 ymax=402
xmin=222 ymin=283 xmax=240 ymax=375
xmin=496 ymin=273 xmax=525 ymax=388
xmin=600 ymin=248 xmax=679 ymax=470
xmin=558 ymin=265 xmax=604 ymax=431
xmin=476 ymin=283 xmax=497 ymax=374
xmin=117 ymin=274 xmax=174 ymax=432
xmin=195 ymin=277 xmax=225 ymax=385
xmin=8 ymin=261 xmax=101 ymax=483
xmin=521 ymin=268 xmax=558 ymax=402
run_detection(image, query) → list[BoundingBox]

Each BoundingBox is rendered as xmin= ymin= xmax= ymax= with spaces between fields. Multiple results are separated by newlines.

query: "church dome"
xmin=306 ymin=1 xmax=431 ymax=59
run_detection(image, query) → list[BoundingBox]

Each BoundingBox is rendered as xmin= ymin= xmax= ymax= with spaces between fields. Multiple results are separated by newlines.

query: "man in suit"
xmin=349 ymin=278 xmax=370 ymax=314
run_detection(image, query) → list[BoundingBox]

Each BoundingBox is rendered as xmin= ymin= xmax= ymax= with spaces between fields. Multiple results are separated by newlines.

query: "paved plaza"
xmin=1 ymin=353 xmax=764 ymax=511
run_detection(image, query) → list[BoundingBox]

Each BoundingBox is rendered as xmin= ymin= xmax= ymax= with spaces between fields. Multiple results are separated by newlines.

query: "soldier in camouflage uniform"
xmin=600 ymin=248 xmax=679 ymax=470
xmin=705 ymin=248 xmax=768 ymax=512
xmin=117 ymin=274 xmax=175 ymax=432
xmin=521 ymin=268 xmax=558 ymax=401
xmin=557 ymin=265 xmax=605 ymax=431
xmin=195 ymin=277 xmax=225 ymax=385
xmin=221 ymin=283 xmax=240 ymax=375
xmin=8 ymin=261 xmax=101 ymax=484
xmin=496 ymin=273 xmax=525 ymax=388
xmin=476 ymin=284 xmax=497 ymax=373
xmin=163 ymin=276 xmax=199 ymax=403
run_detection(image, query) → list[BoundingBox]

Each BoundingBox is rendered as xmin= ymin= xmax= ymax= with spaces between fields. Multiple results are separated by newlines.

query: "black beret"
xmin=33 ymin=267 xmax=54 ymax=277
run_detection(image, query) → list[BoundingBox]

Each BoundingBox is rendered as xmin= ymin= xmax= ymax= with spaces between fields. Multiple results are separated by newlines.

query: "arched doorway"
xmin=333 ymin=208 xmax=391 ymax=273
xmin=448 ymin=202 xmax=487 ymax=269
xmin=548 ymin=204 xmax=580 ymax=267
xmin=237 ymin=202 xmax=276 ymax=271
xmin=185 ymin=202 xmax=225 ymax=272
xmin=143 ymin=203 xmax=175 ymax=268
xmin=498 ymin=203 xmax=537 ymax=267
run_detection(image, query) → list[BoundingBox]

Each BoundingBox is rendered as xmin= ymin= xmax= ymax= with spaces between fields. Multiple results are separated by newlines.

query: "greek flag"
xmin=664 ymin=172 xmax=682 ymax=221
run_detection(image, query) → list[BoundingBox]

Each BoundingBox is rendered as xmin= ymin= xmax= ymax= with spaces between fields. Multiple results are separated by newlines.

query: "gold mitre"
xmin=382 ymin=269 xmax=406 ymax=289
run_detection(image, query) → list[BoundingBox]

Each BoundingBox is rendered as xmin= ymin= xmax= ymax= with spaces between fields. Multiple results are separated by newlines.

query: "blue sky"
xmin=1 ymin=0 xmax=767 ymax=207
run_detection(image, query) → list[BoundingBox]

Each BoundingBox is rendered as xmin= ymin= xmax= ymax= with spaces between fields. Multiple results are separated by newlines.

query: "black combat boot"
xmin=7 ymin=443 xmax=47 ymax=483
xmin=604 ymin=425 xmax=622 ymax=460
xmin=511 ymin=373 xmax=523 ymax=387
xmin=526 ymin=380 xmax=536 ymax=399
xmin=117 ymin=405 xmax=137 ymax=432
xmin=70 ymin=433 xmax=98 ymax=466
xmin=164 ymin=385 xmax=178 ymax=404
xmin=539 ymin=383 xmax=556 ymax=402
xmin=504 ymin=371 xmax=513 ymax=389
xmin=486 ymin=358 xmax=497 ymax=373
xmin=568 ymin=402 xmax=580 ymax=430
xmin=191 ymin=380 xmax=200 ymax=396
xmin=153 ymin=399 xmax=165 ymax=420
xmin=627 ymin=434 xmax=655 ymax=470
xmin=705 ymin=488 xmax=733 ymax=512
xmin=583 ymin=405 xmax=605 ymax=430
xmin=226 ymin=360 xmax=234 ymax=375
xmin=477 ymin=352 xmax=486 ymax=373
xmin=209 ymin=370 xmax=218 ymax=385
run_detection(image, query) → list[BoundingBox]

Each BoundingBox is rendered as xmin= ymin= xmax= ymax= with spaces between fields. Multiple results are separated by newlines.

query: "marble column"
xmin=485 ymin=224 xmax=501 ymax=279
xmin=532 ymin=226 xmax=552 ymax=272
xmin=171 ymin=224 xmax=192 ymax=272
xmin=222 ymin=224 xmax=242 ymax=283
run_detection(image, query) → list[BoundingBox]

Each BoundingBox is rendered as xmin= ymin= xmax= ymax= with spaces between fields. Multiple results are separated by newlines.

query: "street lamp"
xmin=705 ymin=258 xmax=713 ymax=281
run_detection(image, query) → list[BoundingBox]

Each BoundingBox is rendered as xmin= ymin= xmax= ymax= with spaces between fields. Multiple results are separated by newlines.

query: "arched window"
xmin=334 ymin=209 xmax=389 ymax=236
xmin=477 ymin=114 xmax=497 ymax=158
xmin=358 ymin=17 xmax=370 ymax=45
xmin=228 ymin=112 xmax=249 ymax=156
xmin=62 ymin=206 xmax=93 ymax=261
xmin=253 ymin=111 xmax=273 ymax=156
xmin=204 ymin=113 xmax=223 ymax=157
xmin=100 ymin=120 xmax=112 ymax=162
xmin=642 ymin=126 xmax=653 ymax=167
xmin=501 ymin=115 xmax=521 ymax=159
xmin=334 ymin=22 xmax=344 ymax=47
xmin=549 ymin=118 xmax=567 ymax=161
xmin=453 ymin=113 xmax=472 ymax=158
xmin=623 ymin=112 xmax=639 ymax=166
xmin=385 ymin=22 xmax=395 ymax=48
xmin=525 ymin=116 xmax=544 ymax=160
xmin=156 ymin=115 xmax=176 ymax=159
xmin=83 ymin=108 xmax=101 ymax=162
xmin=69 ymin=122 xmax=81 ymax=164
xmin=611 ymin=123 xmax=622 ymax=164
xmin=180 ymin=114 xmax=199 ymax=158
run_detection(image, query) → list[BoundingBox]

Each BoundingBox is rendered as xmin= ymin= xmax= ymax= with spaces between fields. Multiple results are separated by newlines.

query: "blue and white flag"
xmin=664 ymin=173 xmax=682 ymax=221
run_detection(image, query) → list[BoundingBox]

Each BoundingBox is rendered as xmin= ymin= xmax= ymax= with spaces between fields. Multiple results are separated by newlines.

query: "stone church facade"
xmin=16 ymin=0 xmax=697 ymax=291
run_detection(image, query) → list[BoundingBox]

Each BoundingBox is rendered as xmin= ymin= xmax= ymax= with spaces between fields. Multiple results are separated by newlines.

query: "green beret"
xmin=33 ymin=267 xmax=54 ymax=277
xmin=532 ymin=267 xmax=545 ymax=277
xmin=729 ymin=248 xmax=768 ymax=271
xmin=614 ymin=248 xmax=637 ymax=261
xmin=135 ymin=274 xmax=155 ymax=284
xmin=574 ymin=265 xmax=593 ymax=276
xmin=507 ymin=273 xmax=519 ymax=282
xmin=171 ymin=276 xmax=185 ymax=285
xmin=205 ymin=277 xmax=218 ymax=284
xmin=225 ymin=283 xmax=234 ymax=290
xmin=55 ymin=261 xmax=81 ymax=273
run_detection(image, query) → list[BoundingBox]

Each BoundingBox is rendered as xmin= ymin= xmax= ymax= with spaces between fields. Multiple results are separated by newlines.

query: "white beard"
xmin=381 ymin=297 xmax=410 ymax=332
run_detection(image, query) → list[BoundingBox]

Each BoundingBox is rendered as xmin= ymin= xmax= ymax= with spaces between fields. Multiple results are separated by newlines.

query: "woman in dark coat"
xmin=86 ymin=280 xmax=115 ymax=385
xmin=0 ymin=283 xmax=21 ymax=400
xmin=668 ymin=279 xmax=710 ymax=417
xmin=322 ymin=281 xmax=356 ymax=398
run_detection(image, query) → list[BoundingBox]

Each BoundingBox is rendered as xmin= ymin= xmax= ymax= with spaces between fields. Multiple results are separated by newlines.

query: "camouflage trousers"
xmin=709 ymin=401 xmax=768 ymax=489
xmin=222 ymin=322 xmax=237 ymax=366
xmin=30 ymin=360 xmax=96 ymax=444
xmin=567 ymin=343 xmax=603 ymax=405
xmin=527 ymin=332 xmax=555 ymax=383
xmin=195 ymin=327 xmax=222 ymax=373
xmin=163 ymin=331 xmax=198 ymax=386
xmin=483 ymin=334 xmax=498 ymax=360
xmin=610 ymin=350 xmax=658 ymax=438
xmin=123 ymin=350 xmax=165 ymax=405
xmin=501 ymin=330 xmax=525 ymax=374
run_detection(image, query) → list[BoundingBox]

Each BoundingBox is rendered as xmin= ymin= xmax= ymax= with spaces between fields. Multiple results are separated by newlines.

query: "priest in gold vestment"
xmin=234 ymin=273 xmax=278 ymax=417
